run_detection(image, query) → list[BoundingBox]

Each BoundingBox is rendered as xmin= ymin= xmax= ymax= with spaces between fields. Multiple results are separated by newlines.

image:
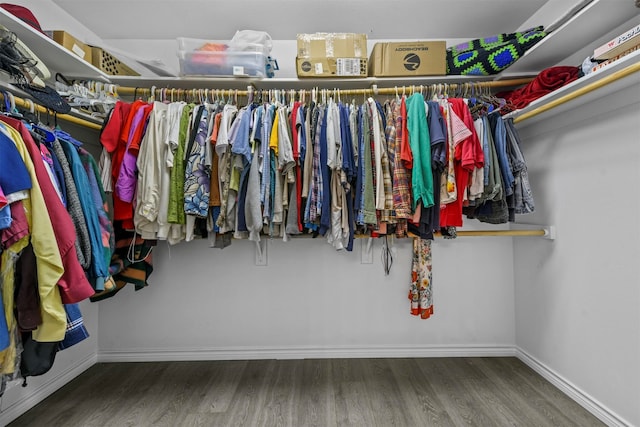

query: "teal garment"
xmin=79 ymin=149 xmax=115 ymax=279
xmin=59 ymin=138 xmax=108 ymax=291
xmin=406 ymin=94 xmax=433 ymax=209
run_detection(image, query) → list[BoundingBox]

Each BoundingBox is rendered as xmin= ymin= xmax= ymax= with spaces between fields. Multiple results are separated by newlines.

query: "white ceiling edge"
xmin=8 ymin=0 xmax=105 ymax=46
xmin=52 ymin=0 xmax=550 ymax=40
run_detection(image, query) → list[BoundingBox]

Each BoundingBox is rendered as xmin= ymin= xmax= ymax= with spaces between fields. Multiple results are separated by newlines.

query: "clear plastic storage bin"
xmin=178 ymin=37 xmax=268 ymax=77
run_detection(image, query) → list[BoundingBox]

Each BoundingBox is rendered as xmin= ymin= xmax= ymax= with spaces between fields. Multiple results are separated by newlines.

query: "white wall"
xmin=97 ymin=233 xmax=516 ymax=360
xmin=513 ymin=79 xmax=640 ymax=426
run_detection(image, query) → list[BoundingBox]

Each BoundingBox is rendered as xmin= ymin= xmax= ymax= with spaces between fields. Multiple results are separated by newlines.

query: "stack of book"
xmin=591 ymin=24 xmax=640 ymax=72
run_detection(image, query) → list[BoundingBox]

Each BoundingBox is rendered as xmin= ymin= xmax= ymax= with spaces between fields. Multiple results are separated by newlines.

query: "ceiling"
xmin=51 ymin=0 xmax=557 ymax=41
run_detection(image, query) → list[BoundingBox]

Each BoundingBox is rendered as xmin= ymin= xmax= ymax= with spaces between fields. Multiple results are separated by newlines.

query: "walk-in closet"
xmin=0 ymin=0 xmax=638 ymax=426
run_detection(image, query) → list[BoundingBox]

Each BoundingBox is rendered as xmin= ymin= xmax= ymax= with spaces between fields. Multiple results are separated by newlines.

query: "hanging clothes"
xmin=1 ymin=117 xmax=95 ymax=306
xmin=59 ymin=136 xmax=110 ymax=291
xmin=0 ymin=123 xmax=66 ymax=343
xmin=504 ymin=118 xmax=534 ymax=214
xmin=105 ymin=100 xmax=144 ymax=230
xmin=440 ymin=98 xmax=484 ymax=228
xmin=135 ymin=101 xmax=170 ymax=239
xmin=49 ymin=138 xmax=92 ymax=271
xmin=90 ymin=88 xmax=538 ymax=324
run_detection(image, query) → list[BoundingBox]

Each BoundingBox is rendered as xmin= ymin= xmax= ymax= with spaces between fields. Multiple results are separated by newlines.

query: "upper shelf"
xmin=0 ymin=7 xmax=110 ymax=82
xmin=505 ymin=0 xmax=640 ymax=74
xmin=109 ymin=1 xmax=639 ymax=90
xmin=506 ymin=50 xmax=640 ymax=127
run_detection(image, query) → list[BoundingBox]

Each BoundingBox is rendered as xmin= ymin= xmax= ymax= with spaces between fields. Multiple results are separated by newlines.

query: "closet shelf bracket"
xmin=542 ymin=225 xmax=556 ymax=240
xmin=508 ymin=224 xmax=556 ymax=240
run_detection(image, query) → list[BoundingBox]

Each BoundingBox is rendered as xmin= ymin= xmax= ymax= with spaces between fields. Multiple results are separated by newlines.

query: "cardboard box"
xmin=296 ymin=33 xmax=367 ymax=78
xmin=90 ymin=47 xmax=139 ymax=76
xmin=368 ymin=41 xmax=446 ymax=77
xmin=48 ymin=30 xmax=92 ymax=62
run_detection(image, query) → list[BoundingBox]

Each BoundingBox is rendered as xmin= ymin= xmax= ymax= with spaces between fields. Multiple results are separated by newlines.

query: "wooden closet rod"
xmin=514 ymin=61 xmax=640 ymax=123
xmin=0 ymin=91 xmax=103 ymax=130
xmin=353 ymin=228 xmax=550 ymax=239
xmin=115 ymin=77 xmax=534 ymax=98
xmin=441 ymin=229 xmax=547 ymax=237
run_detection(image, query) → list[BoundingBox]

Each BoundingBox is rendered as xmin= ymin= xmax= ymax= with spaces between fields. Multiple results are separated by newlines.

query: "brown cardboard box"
xmin=90 ymin=47 xmax=139 ymax=76
xmin=296 ymin=33 xmax=368 ymax=77
xmin=48 ymin=30 xmax=92 ymax=63
xmin=369 ymin=41 xmax=446 ymax=77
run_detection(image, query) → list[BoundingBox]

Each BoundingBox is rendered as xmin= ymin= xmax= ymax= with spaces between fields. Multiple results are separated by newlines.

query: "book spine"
xmin=591 ymin=45 xmax=640 ymax=73
xmin=593 ymin=24 xmax=640 ymax=59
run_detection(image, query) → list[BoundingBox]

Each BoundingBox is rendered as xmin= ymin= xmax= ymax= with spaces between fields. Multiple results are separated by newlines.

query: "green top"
xmin=168 ymin=103 xmax=194 ymax=224
xmin=406 ymin=93 xmax=433 ymax=209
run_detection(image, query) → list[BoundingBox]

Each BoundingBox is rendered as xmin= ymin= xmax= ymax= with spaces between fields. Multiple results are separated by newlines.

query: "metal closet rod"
xmin=0 ymin=91 xmax=103 ymax=131
xmin=115 ymin=77 xmax=534 ymax=99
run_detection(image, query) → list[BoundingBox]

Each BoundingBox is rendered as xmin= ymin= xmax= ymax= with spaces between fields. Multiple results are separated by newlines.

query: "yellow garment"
xmin=0 ymin=236 xmax=28 ymax=375
xmin=229 ymin=160 xmax=241 ymax=192
xmin=269 ymin=111 xmax=279 ymax=156
xmin=3 ymin=125 xmax=67 ymax=342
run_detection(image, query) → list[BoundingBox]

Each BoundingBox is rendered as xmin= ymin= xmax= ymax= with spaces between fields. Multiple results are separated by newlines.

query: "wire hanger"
xmin=381 ymin=235 xmax=393 ymax=275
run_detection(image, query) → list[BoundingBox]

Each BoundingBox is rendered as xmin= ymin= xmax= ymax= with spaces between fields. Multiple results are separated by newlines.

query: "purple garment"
xmin=115 ymin=105 xmax=151 ymax=203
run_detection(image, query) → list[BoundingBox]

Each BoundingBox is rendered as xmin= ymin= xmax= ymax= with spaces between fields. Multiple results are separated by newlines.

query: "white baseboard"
xmin=0 ymin=352 xmax=97 ymax=426
xmin=516 ymin=347 xmax=632 ymax=427
xmin=97 ymin=344 xmax=516 ymax=362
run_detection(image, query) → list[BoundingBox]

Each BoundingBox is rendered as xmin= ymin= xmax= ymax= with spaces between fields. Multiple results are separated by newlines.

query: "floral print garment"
xmin=409 ymin=237 xmax=433 ymax=319
xmin=184 ymin=107 xmax=211 ymax=217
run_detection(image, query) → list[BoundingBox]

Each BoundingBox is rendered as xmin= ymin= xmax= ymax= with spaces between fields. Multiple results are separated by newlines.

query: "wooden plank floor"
xmin=8 ymin=357 xmax=604 ymax=427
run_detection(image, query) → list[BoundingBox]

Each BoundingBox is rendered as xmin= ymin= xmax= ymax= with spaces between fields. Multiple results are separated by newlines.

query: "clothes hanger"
xmin=1 ymin=91 xmax=25 ymax=120
xmin=31 ymin=121 xmax=56 ymax=144
xmin=20 ymin=98 xmax=37 ymax=124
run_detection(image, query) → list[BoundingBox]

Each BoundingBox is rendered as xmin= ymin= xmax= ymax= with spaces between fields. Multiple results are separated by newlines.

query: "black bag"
xmin=20 ymin=333 xmax=59 ymax=379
